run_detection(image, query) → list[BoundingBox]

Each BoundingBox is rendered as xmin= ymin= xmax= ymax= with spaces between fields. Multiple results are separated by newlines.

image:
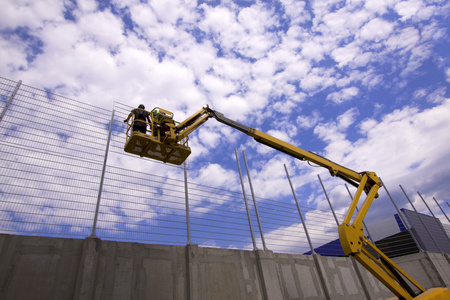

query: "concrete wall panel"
xmin=392 ymin=252 xmax=449 ymax=291
xmin=274 ymin=253 xmax=324 ymax=300
xmin=0 ymin=235 xmax=83 ymax=300
xmin=189 ymin=246 xmax=264 ymax=300
xmin=92 ymin=240 xmax=186 ymax=300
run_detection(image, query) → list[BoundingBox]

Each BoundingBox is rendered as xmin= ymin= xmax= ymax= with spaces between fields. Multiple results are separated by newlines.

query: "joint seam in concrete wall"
xmin=313 ymin=254 xmax=331 ymax=300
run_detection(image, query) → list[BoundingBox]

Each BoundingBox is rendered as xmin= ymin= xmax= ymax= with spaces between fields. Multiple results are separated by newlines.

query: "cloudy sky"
xmin=1 ymin=0 xmax=450 ymax=232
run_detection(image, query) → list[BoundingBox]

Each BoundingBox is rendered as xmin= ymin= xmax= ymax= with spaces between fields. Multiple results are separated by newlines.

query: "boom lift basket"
xmin=124 ymin=107 xmax=191 ymax=165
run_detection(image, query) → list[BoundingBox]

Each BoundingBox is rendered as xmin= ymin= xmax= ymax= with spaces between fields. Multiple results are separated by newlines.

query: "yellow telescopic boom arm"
xmin=205 ymin=108 xmax=448 ymax=300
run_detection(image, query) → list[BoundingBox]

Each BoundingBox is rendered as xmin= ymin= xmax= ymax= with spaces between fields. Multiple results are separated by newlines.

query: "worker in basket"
xmin=124 ymin=104 xmax=151 ymax=134
xmin=151 ymin=108 xmax=171 ymax=138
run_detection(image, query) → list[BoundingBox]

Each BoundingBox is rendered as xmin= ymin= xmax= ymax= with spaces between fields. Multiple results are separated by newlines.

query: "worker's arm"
xmin=124 ymin=112 xmax=132 ymax=122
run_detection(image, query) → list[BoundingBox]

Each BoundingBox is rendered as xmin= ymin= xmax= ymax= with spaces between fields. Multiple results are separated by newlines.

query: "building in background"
xmin=306 ymin=209 xmax=450 ymax=257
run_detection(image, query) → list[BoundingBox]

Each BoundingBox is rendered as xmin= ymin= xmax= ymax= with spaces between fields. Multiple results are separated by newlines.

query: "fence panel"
xmin=0 ymin=79 xmax=108 ymax=238
xmin=1 ymin=77 xmax=449 ymax=257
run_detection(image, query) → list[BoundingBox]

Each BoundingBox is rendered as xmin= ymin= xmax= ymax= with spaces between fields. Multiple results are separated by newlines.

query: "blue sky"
xmin=1 ymin=0 xmax=450 ymax=246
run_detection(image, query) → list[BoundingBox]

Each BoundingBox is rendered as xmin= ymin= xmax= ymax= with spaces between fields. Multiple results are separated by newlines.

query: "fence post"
xmin=433 ymin=197 xmax=450 ymax=223
xmin=0 ymin=80 xmax=22 ymax=123
xmin=400 ymin=185 xmax=443 ymax=253
xmin=235 ymin=149 xmax=257 ymax=250
xmin=90 ymin=109 xmax=115 ymax=238
xmin=285 ymin=165 xmax=315 ymax=254
xmin=184 ymin=162 xmax=192 ymax=244
xmin=318 ymin=174 xmax=339 ymax=226
xmin=242 ymin=150 xmax=267 ymax=250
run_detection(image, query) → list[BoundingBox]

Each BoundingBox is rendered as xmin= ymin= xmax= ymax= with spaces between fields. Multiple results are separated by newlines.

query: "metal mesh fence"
xmin=1 ymin=77 xmax=449 ymax=256
xmin=0 ymin=79 xmax=106 ymax=238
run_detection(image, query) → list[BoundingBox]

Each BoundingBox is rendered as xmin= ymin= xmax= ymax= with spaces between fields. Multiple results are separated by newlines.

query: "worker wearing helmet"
xmin=124 ymin=104 xmax=151 ymax=134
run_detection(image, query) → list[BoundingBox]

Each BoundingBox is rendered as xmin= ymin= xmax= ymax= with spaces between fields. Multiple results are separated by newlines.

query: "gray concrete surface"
xmin=0 ymin=234 xmax=449 ymax=300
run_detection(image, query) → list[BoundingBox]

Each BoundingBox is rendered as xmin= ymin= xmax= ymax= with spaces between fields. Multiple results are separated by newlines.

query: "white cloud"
xmin=199 ymin=3 xmax=279 ymax=59
xmin=199 ymin=5 xmax=237 ymax=33
xmin=313 ymin=108 xmax=359 ymax=162
xmin=296 ymin=111 xmax=322 ymax=129
xmin=300 ymin=40 xmax=326 ymax=62
xmin=236 ymin=32 xmax=278 ymax=59
xmin=0 ymin=36 xmax=29 ymax=73
xmin=326 ymin=87 xmax=359 ymax=104
xmin=150 ymin=60 xmax=206 ymax=107
xmin=300 ymin=68 xmax=335 ymax=93
xmin=386 ymin=27 xmax=420 ymax=52
xmin=238 ymin=4 xmax=277 ymax=35
xmin=364 ymin=0 xmax=396 ymax=14
xmin=360 ymin=18 xmax=394 ymax=41
xmin=77 ymin=0 xmax=98 ymax=13
xmin=251 ymin=58 xmax=277 ymax=78
xmin=212 ymin=57 xmax=251 ymax=81
xmin=342 ymin=99 xmax=450 ymax=204
xmin=197 ymin=127 xmax=222 ymax=148
xmin=337 ymin=108 xmax=359 ymax=130
xmin=394 ymin=0 xmax=423 ymax=21
xmin=400 ymin=43 xmax=432 ymax=76
xmin=191 ymin=163 xmax=238 ymax=188
xmin=174 ymin=40 xmax=217 ymax=77
xmin=151 ymin=0 xmax=196 ymax=24
xmin=266 ymin=129 xmax=292 ymax=144
xmin=283 ymin=59 xmax=311 ymax=80
xmin=129 ymin=4 xmax=158 ymax=28
xmin=78 ymin=11 xmax=125 ymax=47
xmin=331 ymin=43 xmax=360 ymax=67
xmin=200 ymin=74 xmax=237 ymax=97
xmin=279 ymin=0 xmax=308 ymax=23
xmin=243 ymin=155 xmax=294 ymax=198
xmin=0 ymin=0 xmax=65 ymax=29
xmin=425 ymin=87 xmax=447 ymax=104
xmin=212 ymin=94 xmax=251 ymax=121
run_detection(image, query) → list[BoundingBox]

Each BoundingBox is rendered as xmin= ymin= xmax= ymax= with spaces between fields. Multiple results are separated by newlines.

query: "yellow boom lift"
xmin=124 ymin=105 xmax=450 ymax=300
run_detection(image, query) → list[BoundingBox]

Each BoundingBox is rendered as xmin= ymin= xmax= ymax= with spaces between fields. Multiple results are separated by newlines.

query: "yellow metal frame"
xmin=123 ymin=107 xmax=191 ymax=165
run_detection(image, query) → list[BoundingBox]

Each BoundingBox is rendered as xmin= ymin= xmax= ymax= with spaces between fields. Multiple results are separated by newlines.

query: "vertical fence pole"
xmin=242 ymin=151 xmax=267 ymax=250
xmin=380 ymin=178 xmax=423 ymax=251
xmin=417 ymin=192 xmax=435 ymax=218
xmin=235 ymin=149 xmax=257 ymax=250
xmin=184 ymin=162 xmax=192 ymax=244
xmin=90 ymin=109 xmax=115 ymax=238
xmin=318 ymin=174 xmax=339 ymax=227
xmin=400 ymin=185 xmax=443 ymax=253
xmin=417 ymin=191 xmax=450 ymax=244
xmin=0 ymin=80 xmax=22 ymax=123
xmin=433 ymin=197 xmax=450 ymax=223
xmin=285 ymin=165 xmax=315 ymax=254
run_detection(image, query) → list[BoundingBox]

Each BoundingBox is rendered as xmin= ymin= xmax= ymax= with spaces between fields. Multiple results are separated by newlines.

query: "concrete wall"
xmin=0 ymin=234 xmax=449 ymax=300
